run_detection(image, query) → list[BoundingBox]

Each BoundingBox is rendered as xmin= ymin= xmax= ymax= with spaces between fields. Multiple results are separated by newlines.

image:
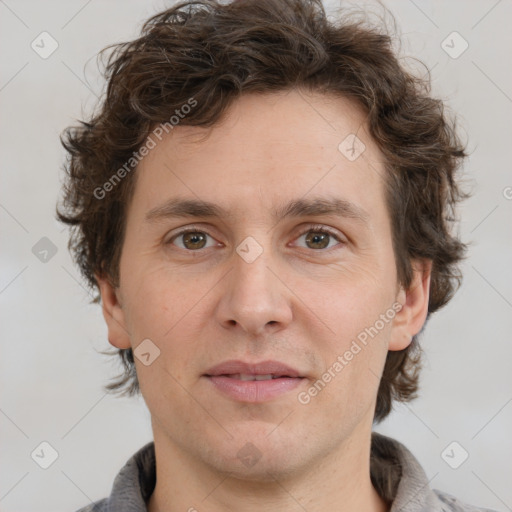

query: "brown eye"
xmin=304 ymin=231 xmax=330 ymax=249
xmin=170 ymin=230 xmax=215 ymax=250
xmin=182 ymin=232 xmax=207 ymax=249
xmin=295 ymin=228 xmax=343 ymax=250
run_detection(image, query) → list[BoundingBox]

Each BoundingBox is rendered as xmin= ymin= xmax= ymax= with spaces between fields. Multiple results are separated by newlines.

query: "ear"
xmin=96 ymin=274 xmax=131 ymax=349
xmin=389 ymin=259 xmax=432 ymax=351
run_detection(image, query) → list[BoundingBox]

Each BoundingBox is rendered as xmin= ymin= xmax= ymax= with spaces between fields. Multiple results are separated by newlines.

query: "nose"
xmin=215 ymin=246 xmax=293 ymax=337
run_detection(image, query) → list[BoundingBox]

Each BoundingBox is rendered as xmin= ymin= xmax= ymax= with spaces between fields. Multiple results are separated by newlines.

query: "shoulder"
xmin=371 ymin=432 xmax=498 ymax=512
xmin=73 ymin=498 xmax=108 ymax=512
xmin=72 ymin=441 xmax=155 ymax=512
xmin=433 ymin=489 xmax=499 ymax=512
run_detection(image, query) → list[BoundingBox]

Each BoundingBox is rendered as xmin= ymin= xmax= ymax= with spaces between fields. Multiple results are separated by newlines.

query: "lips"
xmin=205 ymin=360 xmax=302 ymax=378
xmin=204 ymin=360 xmax=305 ymax=402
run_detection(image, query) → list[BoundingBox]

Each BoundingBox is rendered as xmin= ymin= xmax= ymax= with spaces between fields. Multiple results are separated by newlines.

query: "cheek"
xmin=122 ymin=261 xmax=205 ymax=338
xmin=302 ymin=321 xmax=391 ymax=423
xmin=294 ymin=267 xmax=395 ymax=408
xmin=120 ymin=264 xmax=219 ymax=391
xmin=296 ymin=256 xmax=397 ymax=337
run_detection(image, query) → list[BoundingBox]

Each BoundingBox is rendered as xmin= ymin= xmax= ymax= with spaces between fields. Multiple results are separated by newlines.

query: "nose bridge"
xmin=216 ymin=234 xmax=292 ymax=335
xmin=234 ymin=243 xmax=272 ymax=294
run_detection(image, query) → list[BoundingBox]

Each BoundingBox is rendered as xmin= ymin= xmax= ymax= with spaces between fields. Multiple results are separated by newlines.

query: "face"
xmin=99 ymin=89 xmax=430 ymax=480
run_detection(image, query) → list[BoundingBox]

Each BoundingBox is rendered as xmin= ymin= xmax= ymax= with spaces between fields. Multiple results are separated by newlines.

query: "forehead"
xmin=164 ymin=90 xmax=372 ymax=163
xmin=131 ymin=89 xmax=387 ymax=221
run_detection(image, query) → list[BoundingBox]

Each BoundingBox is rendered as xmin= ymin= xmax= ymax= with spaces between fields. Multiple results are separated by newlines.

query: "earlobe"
xmin=389 ymin=260 xmax=432 ymax=351
xmin=96 ymin=274 xmax=132 ymax=349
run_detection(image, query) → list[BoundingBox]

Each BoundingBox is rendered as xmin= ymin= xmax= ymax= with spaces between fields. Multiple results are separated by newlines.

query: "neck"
xmin=147 ymin=422 xmax=389 ymax=512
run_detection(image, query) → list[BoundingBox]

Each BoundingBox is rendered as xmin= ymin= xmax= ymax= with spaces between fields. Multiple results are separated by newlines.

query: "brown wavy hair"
xmin=57 ymin=0 xmax=467 ymax=423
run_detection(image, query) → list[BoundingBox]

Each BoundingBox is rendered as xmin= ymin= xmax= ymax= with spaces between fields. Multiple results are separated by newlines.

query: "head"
xmin=58 ymin=0 xmax=466 ymax=476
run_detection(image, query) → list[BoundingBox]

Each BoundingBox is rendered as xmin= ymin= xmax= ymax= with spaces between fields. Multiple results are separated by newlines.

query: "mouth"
xmin=205 ymin=359 xmax=303 ymax=378
xmin=204 ymin=360 xmax=305 ymax=402
xmin=217 ymin=373 xmax=294 ymax=381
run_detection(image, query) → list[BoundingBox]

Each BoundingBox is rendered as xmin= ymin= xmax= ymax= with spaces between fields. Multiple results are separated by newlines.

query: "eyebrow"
xmin=145 ymin=196 xmax=369 ymax=225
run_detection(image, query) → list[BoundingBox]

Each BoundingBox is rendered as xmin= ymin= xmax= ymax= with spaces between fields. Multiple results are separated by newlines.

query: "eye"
xmin=294 ymin=226 xmax=344 ymax=250
xmin=167 ymin=225 xmax=344 ymax=252
xmin=168 ymin=229 xmax=218 ymax=251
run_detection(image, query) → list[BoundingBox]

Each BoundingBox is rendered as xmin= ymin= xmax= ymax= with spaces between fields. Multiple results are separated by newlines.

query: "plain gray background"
xmin=1 ymin=0 xmax=511 ymax=511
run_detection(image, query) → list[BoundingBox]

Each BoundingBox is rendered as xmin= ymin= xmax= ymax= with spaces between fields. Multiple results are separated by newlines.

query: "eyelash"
xmin=167 ymin=224 xmax=345 ymax=252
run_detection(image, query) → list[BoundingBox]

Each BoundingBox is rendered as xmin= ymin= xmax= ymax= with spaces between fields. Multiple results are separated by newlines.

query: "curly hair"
xmin=57 ymin=0 xmax=467 ymax=423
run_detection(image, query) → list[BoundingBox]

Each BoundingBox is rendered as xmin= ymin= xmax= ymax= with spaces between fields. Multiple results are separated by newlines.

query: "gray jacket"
xmin=75 ymin=433 xmax=497 ymax=511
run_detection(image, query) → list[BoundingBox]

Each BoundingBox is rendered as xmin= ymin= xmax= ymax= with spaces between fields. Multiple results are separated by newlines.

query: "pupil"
xmin=184 ymin=232 xmax=206 ymax=249
xmin=306 ymin=231 xmax=329 ymax=249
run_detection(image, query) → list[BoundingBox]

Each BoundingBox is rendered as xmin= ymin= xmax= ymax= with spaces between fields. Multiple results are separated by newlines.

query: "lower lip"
xmin=205 ymin=375 xmax=304 ymax=402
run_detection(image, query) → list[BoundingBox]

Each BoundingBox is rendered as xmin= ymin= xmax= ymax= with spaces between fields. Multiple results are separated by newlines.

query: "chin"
xmin=201 ymin=426 xmax=308 ymax=481
xmin=212 ymin=452 xmax=303 ymax=483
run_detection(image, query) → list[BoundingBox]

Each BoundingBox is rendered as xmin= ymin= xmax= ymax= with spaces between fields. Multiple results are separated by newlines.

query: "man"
xmin=58 ymin=0 xmax=496 ymax=510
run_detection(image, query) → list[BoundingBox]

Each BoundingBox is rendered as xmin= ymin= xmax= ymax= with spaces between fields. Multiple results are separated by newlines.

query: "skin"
xmin=98 ymin=89 xmax=431 ymax=512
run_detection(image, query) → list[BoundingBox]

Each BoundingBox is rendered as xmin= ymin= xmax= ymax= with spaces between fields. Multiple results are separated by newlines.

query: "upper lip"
xmin=205 ymin=360 xmax=302 ymax=378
